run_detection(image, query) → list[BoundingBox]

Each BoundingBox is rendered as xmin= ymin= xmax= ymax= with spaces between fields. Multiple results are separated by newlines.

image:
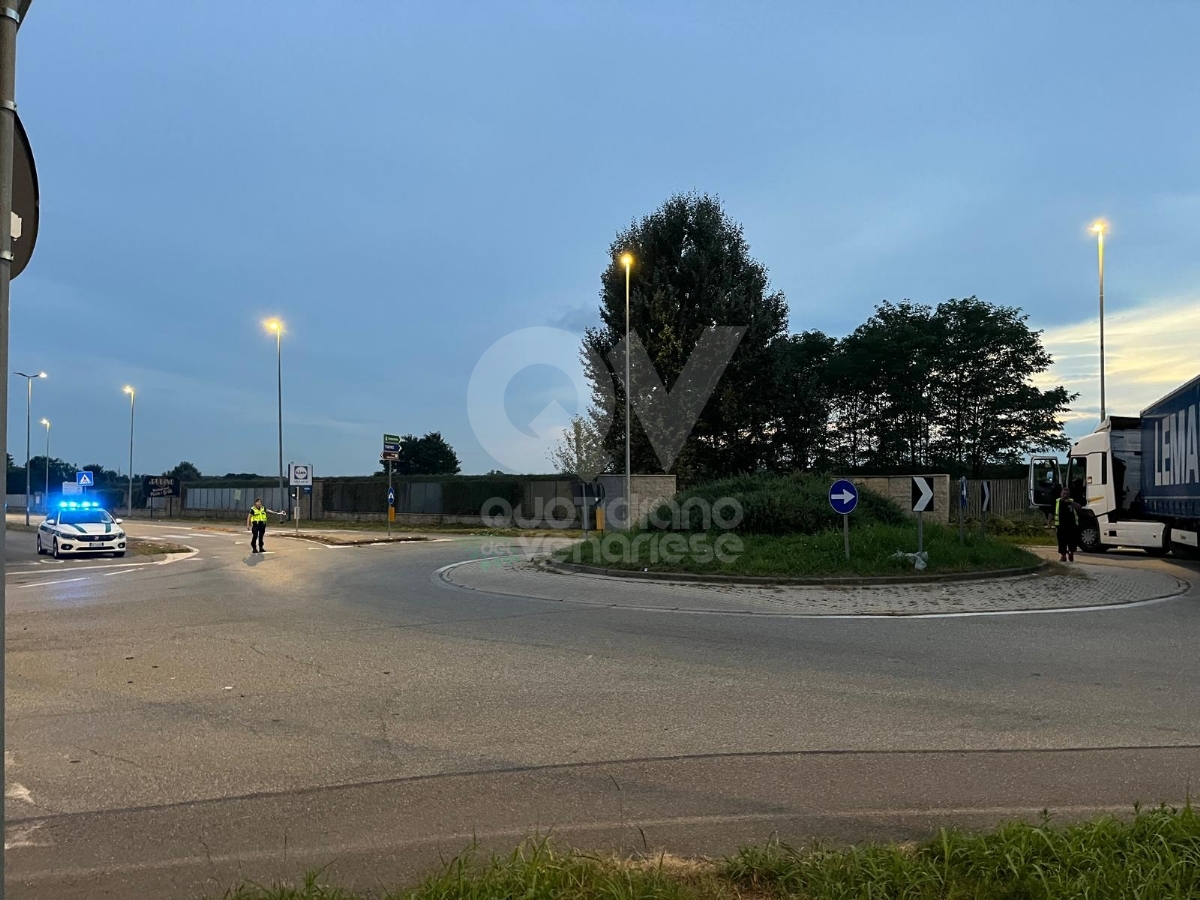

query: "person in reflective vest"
xmin=1054 ymin=488 xmax=1080 ymax=562
xmin=246 ymin=498 xmax=280 ymax=554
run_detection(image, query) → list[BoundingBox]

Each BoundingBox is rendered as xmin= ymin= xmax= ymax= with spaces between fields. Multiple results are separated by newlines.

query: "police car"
xmin=36 ymin=501 xmax=128 ymax=558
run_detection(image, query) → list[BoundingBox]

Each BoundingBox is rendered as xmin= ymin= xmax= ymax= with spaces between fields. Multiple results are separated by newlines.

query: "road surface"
xmin=4 ymin=519 xmax=1198 ymax=897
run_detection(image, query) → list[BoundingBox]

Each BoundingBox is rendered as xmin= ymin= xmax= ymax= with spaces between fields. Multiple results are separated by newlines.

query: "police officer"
xmin=1054 ymin=488 xmax=1080 ymax=562
xmin=246 ymin=498 xmax=280 ymax=553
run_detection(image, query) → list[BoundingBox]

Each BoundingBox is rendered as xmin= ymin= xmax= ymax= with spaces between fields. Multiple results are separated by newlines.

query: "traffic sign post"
xmin=383 ymin=434 xmax=400 ymax=539
xmin=828 ymin=479 xmax=859 ymax=561
xmin=911 ymin=476 xmax=935 ymax=554
xmin=958 ymin=476 xmax=968 ymax=544
xmin=980 ymin=480 xmax=992 ymax=538
xmin=76 ymin=470 xmax=94 ymax=488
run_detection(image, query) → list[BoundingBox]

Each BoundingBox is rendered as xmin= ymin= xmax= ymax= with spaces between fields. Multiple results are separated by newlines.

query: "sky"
xmin=7 ymin=1 xmax=1200 ymax=478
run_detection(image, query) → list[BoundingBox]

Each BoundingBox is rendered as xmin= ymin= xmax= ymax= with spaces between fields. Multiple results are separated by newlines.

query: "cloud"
xmin=1037 ymin=295 xmax=1200 ymax=427
xmin=548 ymin=304 xmax=597 ymax=334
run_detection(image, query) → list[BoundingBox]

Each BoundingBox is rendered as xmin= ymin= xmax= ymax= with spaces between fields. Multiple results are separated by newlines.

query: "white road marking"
xmin=17 ymin=577 xmax=87 ymax=589
xmin=4 ymin=822 xmax=49 ymax=850
xmin=102 ymin=568 xmax=137 ymax=577
xmin=4 ymin=751 xmax=14 ymax=766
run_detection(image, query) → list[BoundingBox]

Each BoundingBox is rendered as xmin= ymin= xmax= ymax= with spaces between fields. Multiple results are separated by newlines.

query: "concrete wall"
xmin=596 ymin=474 xmax=678 ymax=529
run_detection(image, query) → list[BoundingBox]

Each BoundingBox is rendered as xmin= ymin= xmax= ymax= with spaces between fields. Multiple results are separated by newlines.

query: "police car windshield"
xmin=58 ymin=509 xmax=115 ymax=525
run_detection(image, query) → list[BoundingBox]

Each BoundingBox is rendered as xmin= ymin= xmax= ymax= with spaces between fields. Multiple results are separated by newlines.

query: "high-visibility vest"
xmin=250 ymin=506 xmax=268 ymax=523
xmin=1054 ymin=498 xmax=1070 ymax=527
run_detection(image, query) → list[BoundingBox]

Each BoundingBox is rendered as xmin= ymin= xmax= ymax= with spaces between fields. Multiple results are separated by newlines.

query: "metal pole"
xmin=958 ymin=486 xmax=964 ymax=545
xmin=1097 ymin=229 xmax=1106 ymax=422
xmin=980 ymin=506 xmax=986 ymax=540
xmin=917 ymin=511 xmax=924 ymax=555
xmin=276 ymin=329 xmax=284 ymax=516
xmin=842 ymin=513 xmax=849 ymax=561
xmin=387 ymin=460 xmax=392 ymax=540
xmin=0 ymin=5 xmax=27 ymax=894
xmin=624 ymin=258 xmax=631 ymax=531
xmin=43 ymin=420 xmax=48 ymax=505
xmin=23 ymin=373 xmax=29 ymax=523
xmin=127 ymin=391 xmax=134 ymax=513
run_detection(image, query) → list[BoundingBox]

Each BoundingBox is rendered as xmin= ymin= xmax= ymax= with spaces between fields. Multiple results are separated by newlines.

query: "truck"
xmin=1028 ymin=372 xmax=1200 ymax=558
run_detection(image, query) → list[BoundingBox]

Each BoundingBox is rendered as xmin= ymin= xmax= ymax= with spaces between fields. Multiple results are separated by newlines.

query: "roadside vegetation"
xmin=556 ymin=473 xmax=1040 ymax=578
xmin=220 ymin=804 xmax=1200 ymax=899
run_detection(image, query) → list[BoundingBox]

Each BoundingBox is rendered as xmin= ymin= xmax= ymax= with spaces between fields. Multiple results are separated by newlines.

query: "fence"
xmin=962 ymin=478 xmax=1029 ymax=520
xmin=184 ymin=487 xmax=290 ymax=513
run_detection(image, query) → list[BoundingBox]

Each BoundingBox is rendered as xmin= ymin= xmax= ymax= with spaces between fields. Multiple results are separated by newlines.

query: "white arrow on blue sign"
xmin=828 ymin=479 xmax=859 ymax=515
xmin=76 ymin=471 xmax=94 ymax=486
xmin=387 ymin=487 xmax=396 ymax=505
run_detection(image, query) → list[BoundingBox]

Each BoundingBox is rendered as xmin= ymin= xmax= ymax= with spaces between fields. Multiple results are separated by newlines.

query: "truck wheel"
xmin=1078 ymin=519 xmax=1105 ymax=553
xmin=1171 ymin=541 xmax=1200 ymax=560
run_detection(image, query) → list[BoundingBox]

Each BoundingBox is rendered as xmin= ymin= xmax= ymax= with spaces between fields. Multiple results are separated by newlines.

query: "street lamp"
xmin=264 ymin=318 xmax=284 ymax=511
xmin=620 ymin=253 xmax=633 ymax=529
xmin=1090 ymin=219 xmax=1109 ymax=422
xmin=14 ymin=370 xmax=46 ymax=524
xmin=123 ymin=385 xmax=135 ymax=512
xmin=39 ymin=418 xmax=49 ymax=508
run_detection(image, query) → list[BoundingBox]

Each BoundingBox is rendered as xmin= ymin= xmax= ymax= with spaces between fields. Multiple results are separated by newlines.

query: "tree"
xmin=929 ymin=297 xmax=1075 ymax=474
xmin=582 ymin=193 xmax=789 ymax=483
xmin=767 ymin=330 xmax=837 ymax=471
xmin=547 ymin=413 xmax=611 ymax=480
xmin=166 ymin=461 xmax=202 ymax=482
xmin=26 ymin=457 xmax=76 ymax=491
xmin=827 ymin=301 xmax=939 ymax=470
xmin=389 ymin=432 xmax=461 ymax=475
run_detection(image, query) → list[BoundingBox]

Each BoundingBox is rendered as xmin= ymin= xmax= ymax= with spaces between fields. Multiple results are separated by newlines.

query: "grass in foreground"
xmin=221 ymin=804 xmax=1200 ymax=899
xmin=555 ymin=522 xmax=1039 ymax=578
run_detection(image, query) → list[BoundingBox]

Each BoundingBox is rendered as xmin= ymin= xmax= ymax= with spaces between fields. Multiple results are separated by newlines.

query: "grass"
xmin=128 ymin=538 xmax=192 ymax=556
xmin=555 ymin=521 xmax=1040 ymax=578
xmin=219 ymin=804 xmax=1200 ymax=899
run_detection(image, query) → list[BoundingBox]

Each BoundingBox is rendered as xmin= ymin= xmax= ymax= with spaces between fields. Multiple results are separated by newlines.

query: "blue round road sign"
xmin=828 ymin=479 xmax=859 ymax=515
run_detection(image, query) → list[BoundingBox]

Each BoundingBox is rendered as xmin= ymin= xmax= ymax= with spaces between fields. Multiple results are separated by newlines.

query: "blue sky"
xmin=8 ymin=1 xmax=1200 ymax=477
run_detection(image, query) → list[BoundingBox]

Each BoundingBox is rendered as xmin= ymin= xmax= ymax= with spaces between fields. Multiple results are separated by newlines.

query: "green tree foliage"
xmin=582 ymin=193 xmax=789 ymax=483
xmin=391 ymin=431 xmax=461 ymax=475
xmin=26 ymin=457 xmax=76 ymax=490
xmin=166 ymin=461 xmax=202 ymax=482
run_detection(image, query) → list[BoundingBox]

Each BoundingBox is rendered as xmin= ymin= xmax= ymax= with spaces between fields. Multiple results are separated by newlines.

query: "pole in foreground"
xmin=958 ymin=475 xmax=967 ymax=544
xmin=40 ymin=417 xmax=48 ymax=506
xmin=1090 ymin=219 xmax=1108 ymax=422
xmin=1 ymin=5 xmax=33 ymax=895
xmin=265 ymin=319 xmax=284 ymax=516
xmin=917 ymin=511 xmax=924 ymax=555
xmin=14 ymin=370 xmax=43 ymax=524
xmin=123 ymin=385 xmax=135 ymax=513
xmin=621 ymin=252 xmax=632 ymax=530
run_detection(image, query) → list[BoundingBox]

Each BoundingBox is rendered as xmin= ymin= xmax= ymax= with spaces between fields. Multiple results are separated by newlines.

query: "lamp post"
xmin=39 ymin=417 xmax=48 ymax=507
xmin=123 ymin=385 xmax=135 ymax=512
xmin=14 ymin=370 xmax=44 ymax=524
xmin=264 ymin=319 xmax=284 ymax=511
xmin=1090 ymin=219 xmax=1109 ymax=422
xmin=620 ymin=253 xmax=633 ymax=530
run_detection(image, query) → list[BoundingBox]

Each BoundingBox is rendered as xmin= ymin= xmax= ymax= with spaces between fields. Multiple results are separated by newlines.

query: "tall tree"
xmin=768 ymin=330 xmax=837 ymax=471
xmin=827 ymin=301 xmax=938 ymax=469
xmin=547 ymin=413 xmax=611 ymax=480
xmin=393 ymin=431 xmax=461 ymax=475
xmin=930 ymin=297 xmax=1075 ymax=474
xmin=582 ymin=193 xmax=789 ymax=483
xmin=166 ymin=461 xmax=202 ymax=482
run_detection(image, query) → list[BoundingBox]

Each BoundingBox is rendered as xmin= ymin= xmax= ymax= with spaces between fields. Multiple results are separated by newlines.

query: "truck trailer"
xmin=1029 ymin=372 xmax=1200 ymax=558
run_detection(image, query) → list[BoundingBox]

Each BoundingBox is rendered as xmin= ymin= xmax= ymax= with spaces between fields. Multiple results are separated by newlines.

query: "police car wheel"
xmin=36 ymin=535 xmax=45 ymax=555
xmin=52 ymin=537 xmax=62 ymax=559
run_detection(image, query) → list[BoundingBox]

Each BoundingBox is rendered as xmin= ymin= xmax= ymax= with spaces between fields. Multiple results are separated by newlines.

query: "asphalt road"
xmin=4 ymin=520 xmax=1199 ymax=898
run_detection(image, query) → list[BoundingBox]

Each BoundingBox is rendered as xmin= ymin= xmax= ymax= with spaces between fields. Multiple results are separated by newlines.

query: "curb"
xmin=543 ymin=559 xmax=1048 ymax=586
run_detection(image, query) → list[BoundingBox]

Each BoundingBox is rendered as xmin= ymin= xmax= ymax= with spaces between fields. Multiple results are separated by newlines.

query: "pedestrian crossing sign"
xmin=76 ymin=471 xmax=94 ymax=487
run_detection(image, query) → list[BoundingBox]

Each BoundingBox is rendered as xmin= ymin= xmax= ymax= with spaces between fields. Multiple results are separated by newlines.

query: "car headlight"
xmin=116 ymin=531 xmax=125 ymax=539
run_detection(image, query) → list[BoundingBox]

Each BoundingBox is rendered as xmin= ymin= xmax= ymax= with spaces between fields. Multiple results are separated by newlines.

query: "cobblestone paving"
xmin=443 ymin=557 xmax=1190 ymax=616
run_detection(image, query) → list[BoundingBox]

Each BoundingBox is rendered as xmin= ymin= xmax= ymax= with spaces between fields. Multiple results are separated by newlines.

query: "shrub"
xmin=651 ymin=472 xmax=906 ymax=535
